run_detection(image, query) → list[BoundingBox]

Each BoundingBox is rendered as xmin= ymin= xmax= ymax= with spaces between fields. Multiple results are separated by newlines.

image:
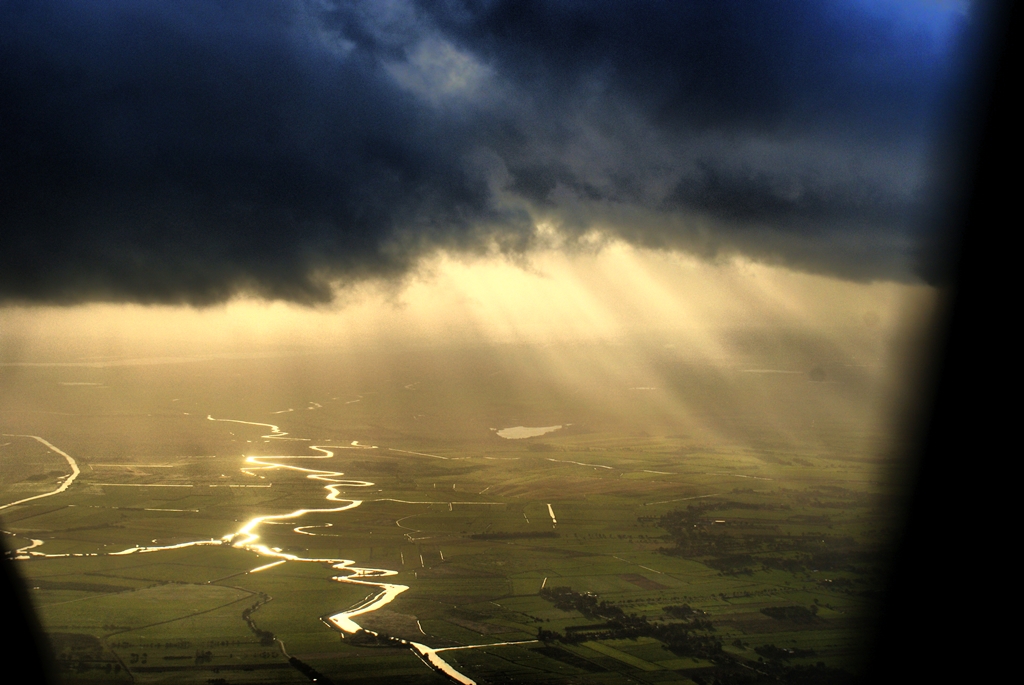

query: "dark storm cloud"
xmin=0 ymin=0 xmax=973 ymax=304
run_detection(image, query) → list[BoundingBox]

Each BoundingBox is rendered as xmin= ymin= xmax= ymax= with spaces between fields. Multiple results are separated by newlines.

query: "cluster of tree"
xmin=540 ymin=586 xmax=623 ymax=620
xmin=787 ymin=486 xmax=868 ymax=509
xmin=652 ymin=623 xmax=723 ymax=659
xmin=703 ymin=554 xmax=761 ymax=575
xmin=658 ymin=504 xmax=742 ymax=557
xmin=663 ymin=604 xmax=714 ymax=631
xmin=151 ymin=640 xmax=191 ymax=650
xmin=817 ymin=577 xmax=853 ymax=588
xmin=802 ymin=549 xmax=869 ymax=572
xmin=46 ymin=631 xmax=109 ymax=672
xmin=35 ymin=579 xmax=132 ymax=593
xmin=538 ymin=587 xmax=855 ymax=683
xmin=664 ymin=604 xmax=698 ymax=618
xmin=759 ymin=606 xmax=818 ymax=623
xmin=754 ymin=644 xmax=817 ymax=660
xmin=47 ymin=631 xmax=103 ymax=655
xmin=656 ymin=504 xmax=872 ymax=577
xmin=288 ymin=656 xmax=336 ymax=684
xmin=194 ymin=650 xmax=214 ymax=664
xmin=56 ymin=660 xmax=123 ymax=675
xmin=344 ymin=629 xmax=406 ymax=648
xmin=241 ymin=595 xmax=275 ymax=646
xmin=538 ymin=587 xmax=722 ymax=659
xmin=749 ymin=556 xmax=805 ymax=574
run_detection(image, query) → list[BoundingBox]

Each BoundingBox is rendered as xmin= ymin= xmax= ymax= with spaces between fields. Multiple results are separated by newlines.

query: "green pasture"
xmin=1 ymin=350 xmax=895 ymax=683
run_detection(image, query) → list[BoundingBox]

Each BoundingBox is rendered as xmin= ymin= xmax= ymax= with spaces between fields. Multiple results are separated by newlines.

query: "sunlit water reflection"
xmin=3 ymin=419 xmax=532 ymax=684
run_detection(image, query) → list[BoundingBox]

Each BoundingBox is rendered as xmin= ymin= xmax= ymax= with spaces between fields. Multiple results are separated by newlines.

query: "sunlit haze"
xmin=0 ymin=1 xmax=983 ymax=683
xmin=2 ymin=244 xmax=936 ymax=475
xmin=1 ymin=243 xmax=934 ymax=355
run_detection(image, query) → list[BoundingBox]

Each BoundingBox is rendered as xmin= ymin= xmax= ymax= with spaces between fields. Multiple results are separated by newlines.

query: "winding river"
xmin=2 ymin=418 xmax=533 ymax=685
xmin=0 ymin=434 xmax=82 ymax=512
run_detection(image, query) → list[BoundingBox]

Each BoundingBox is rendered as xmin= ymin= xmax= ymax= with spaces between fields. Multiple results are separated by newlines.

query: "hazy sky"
xmin=0 ymin=0 xmax=979 ymax=306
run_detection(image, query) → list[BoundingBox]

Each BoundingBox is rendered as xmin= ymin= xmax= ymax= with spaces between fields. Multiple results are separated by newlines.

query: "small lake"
xmin=497 ymin=425 xmax=562 ymax=439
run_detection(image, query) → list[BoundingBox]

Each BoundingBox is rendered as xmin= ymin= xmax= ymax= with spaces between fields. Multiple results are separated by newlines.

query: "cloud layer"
xmin=0 ymin=0 xmax=975 ymax=304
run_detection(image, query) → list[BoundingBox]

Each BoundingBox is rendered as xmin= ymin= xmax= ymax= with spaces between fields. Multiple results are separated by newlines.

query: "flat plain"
xmin=0 ymin=340 xmax=906 ymax=684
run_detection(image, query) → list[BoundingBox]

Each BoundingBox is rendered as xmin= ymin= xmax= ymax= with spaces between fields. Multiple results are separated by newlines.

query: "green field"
xmin=0 ymin=342 xmax=904 ymax=684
